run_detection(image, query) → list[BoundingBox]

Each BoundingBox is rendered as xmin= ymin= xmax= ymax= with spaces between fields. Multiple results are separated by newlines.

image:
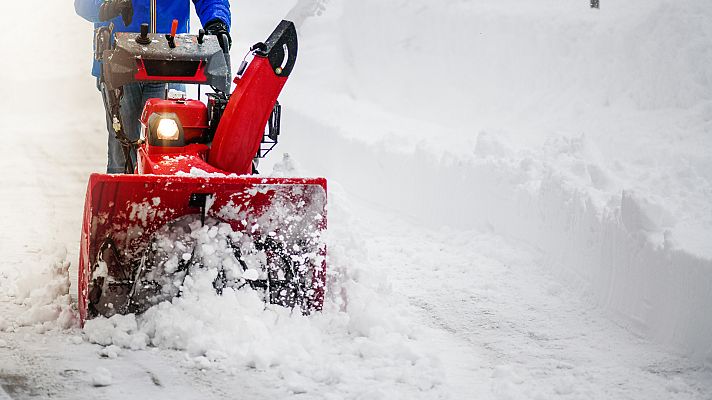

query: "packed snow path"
xmin=1 ymin=0 xmax=712 ymax=399
xmin=357 ymin=207 xmax=712 ymax=399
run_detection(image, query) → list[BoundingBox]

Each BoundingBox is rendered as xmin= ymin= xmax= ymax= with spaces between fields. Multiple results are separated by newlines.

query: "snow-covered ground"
xmin=1 ymin=0 xmax=711 ymax=399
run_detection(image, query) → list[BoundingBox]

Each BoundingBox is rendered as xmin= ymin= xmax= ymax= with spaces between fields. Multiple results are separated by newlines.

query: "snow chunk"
xmin=69 ymin=335 xmax=83 ymax=345
xmin=99 ymin=345 xmax=122 ymax=359
xmin=91 ymin=367 xmax=112 ymax=387
xmin=242 ymin=268 xmax=260 ymax=281
xmin=84 ymin=314 xmax=148 ymax=350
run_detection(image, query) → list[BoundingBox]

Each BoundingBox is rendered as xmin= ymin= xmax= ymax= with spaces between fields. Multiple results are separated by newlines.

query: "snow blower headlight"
xmin=157 ymin=118 xmax=180 ymax=140
xmin=147 ymin=113 xmax=186 ymax=147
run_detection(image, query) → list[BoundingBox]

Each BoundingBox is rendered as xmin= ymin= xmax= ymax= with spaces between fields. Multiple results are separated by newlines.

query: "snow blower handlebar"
xmin=101 ymin=23 xmax=231 ymax=92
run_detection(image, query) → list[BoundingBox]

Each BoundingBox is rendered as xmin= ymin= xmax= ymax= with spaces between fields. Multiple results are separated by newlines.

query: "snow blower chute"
xmin=78 ymin=20 xmax=327 ymax=325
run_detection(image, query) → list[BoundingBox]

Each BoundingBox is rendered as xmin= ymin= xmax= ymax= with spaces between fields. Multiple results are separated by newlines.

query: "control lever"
xmin=166 ymin=19 xmax=178 ymax=49
xmin=136 ymin=23 xmax=151 ymax=45
xmin=220 ymin=33 xmax=230 ymax=55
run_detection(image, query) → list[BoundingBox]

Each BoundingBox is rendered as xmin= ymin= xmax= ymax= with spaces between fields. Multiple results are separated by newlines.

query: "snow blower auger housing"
xmin=78 ymin=20 xmax=327 ymax=325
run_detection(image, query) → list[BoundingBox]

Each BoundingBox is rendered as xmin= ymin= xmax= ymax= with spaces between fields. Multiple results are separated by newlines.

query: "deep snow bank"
xmin=286 ymin=0 xmax=712 ymax=256
xmin=254 ymin=0 xmax=712 ymax=360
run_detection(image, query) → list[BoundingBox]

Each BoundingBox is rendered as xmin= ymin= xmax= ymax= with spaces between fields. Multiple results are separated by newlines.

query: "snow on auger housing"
xmin=78 ymin=20 xmax=327 ymax=325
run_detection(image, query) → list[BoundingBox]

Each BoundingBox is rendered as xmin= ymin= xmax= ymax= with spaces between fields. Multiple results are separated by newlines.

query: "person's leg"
xmin=108 ymin=83 xmax=189 ymax=173
xmin=140 ymin=83 xmax=185 ymax=103
xmin=140 ymin=83 xmax=166 ymax=106
xmin=98 ymin=80 xmax=126 ymax=174
xmin=116 ymin=82 xmax=145 ymax=172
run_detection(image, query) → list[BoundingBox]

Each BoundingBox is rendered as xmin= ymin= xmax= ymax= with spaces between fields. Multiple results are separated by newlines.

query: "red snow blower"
xmin=78 ymin=20 xmax=327 ymax=325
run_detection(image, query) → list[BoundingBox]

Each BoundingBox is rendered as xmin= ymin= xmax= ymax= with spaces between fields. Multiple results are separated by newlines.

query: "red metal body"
xmin=136 ymin=144 xmax=212 ymax=174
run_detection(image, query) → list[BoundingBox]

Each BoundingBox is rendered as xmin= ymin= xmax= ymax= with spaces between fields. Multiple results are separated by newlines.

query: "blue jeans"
xmin=101 ymin=82 xmax=185 ymax=173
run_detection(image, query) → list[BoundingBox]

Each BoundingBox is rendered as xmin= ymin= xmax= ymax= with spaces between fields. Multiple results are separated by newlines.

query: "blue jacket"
xmin=75 ymin=0 xmax=231 ymax=77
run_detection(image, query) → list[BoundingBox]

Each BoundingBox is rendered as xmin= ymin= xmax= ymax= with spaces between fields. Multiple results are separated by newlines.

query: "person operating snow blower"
xmin=75 ymin=0 xmax=231 ymax=173
xmin=73 ymin=14 xmax=328 ymax=324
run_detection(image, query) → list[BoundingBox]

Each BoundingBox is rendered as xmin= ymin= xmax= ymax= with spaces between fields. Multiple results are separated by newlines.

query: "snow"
xmin=175 ymin=167 xmax=234 ymax=178
xmin=0 ymin=245 xmax=75 ymax=331
xmin=264 ymin=0 xmax=712 ymax=360
xmin=91 ymin=367 xmax=113 ymax=387
xmin=0 ymin=0 xmax=711 ymax=399
xmin=84 ymin=315 xmax=148 ymax=350
xmin=80 ymin=210 xmax=444 ymax=396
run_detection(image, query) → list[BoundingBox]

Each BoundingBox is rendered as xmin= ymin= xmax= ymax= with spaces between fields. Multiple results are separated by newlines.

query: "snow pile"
xmin=0 ymin=245 xmax=76 ymax=331
xmin=85 ymin=314 xmax=148 ymax=350
xmin=83 ymin=171 xmax=443 ymax=396
xmin=286 ymin=0 xmax=712 ymax=257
